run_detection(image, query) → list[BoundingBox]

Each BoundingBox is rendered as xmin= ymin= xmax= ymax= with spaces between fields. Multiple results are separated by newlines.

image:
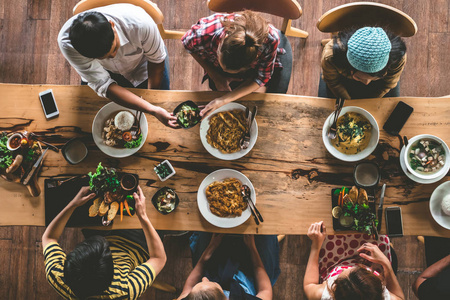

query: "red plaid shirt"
xmin=182 ymin=13 xmax=285 ymax=86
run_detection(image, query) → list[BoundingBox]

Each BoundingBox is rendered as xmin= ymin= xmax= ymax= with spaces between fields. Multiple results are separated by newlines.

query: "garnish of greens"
xmin=342 ymin=201 xmax=378 ymax=235
xmin=155 ymin=162 xmax=172 ymax=179
xmin=124 ymin=133 xmax=142 ymax=149
xmin=177 ymin=104 xmax=200 ymax=128
xmin=337 ymin=116 xmax=371 ymax=142
xmin=124 ymin=195 xmax=135 ymax=214
xmin=0 ymin=133 xmax=13 ymax=169
xmin=88 ymin=162 xmax=120 ymax=194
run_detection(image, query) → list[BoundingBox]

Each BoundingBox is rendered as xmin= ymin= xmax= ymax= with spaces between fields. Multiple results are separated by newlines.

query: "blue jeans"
xmin=190 ymin=232 xmax=281 ymax=286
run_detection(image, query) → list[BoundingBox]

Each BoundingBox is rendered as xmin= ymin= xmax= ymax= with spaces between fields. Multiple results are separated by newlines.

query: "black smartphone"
xmin=385 ymin=207 xmax=403 ymax=237
xmin=383 ymin=101 xmax=413 ymax=135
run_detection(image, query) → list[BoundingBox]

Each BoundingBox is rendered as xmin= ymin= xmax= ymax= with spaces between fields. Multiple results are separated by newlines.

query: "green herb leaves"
xmin=88 ymin=162 xmax=120 ymax=194
xmin=0 ymin=133 xmax=13 ymax=169
xmin=124 ymin=134 xmax=142 ymax=149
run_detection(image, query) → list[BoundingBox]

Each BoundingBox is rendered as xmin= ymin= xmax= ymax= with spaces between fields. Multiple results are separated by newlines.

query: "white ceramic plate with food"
xmin=197 ymin=169 xmax=255 ymax=228
xmin=399 ymin=146 xmax=448 ymax=184
xmin=92 ymin=102 xmax=148 ymax=158
xmin=429 ymin=181 xmax=450 ymax=230
xmin=322 ymin=106 xmax=379 ymax=162
xmin=200 ymin=102 xmax=258 ymax=160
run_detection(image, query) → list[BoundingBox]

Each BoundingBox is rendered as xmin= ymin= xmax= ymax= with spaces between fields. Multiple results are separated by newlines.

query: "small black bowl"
xmin=173 ymin=100 xmax=201 ymax=129
xmin=151 ymin=187 xmax=180 ymax=215
xmin=62 ymin=138 xmax=88 ymax=165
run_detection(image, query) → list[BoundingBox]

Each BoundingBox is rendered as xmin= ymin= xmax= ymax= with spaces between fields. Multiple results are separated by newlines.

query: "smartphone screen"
xmin=383 ymin=101 xmax=413 ymax=135
xmin=385 ymin=207 xmax=403 ymax=237
xmin=40 ymin=92 xmax=58 ymax=115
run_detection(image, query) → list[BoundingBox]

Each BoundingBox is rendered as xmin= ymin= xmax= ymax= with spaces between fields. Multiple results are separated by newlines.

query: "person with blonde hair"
xmin=182 ymin=11 xmax=292 ymax=117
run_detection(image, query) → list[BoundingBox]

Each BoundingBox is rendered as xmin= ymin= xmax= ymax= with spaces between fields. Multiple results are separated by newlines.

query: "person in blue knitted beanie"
xmin=319 ymin=27 xmax=407 ymax=99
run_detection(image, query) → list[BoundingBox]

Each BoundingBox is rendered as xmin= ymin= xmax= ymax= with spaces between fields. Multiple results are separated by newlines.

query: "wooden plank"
xmin=27 ymin=0 xmax=51 ymax=20
xmin=0 ymin=239 xmax=13 ymax=299
xmin=0 ymin=84 xmax=449 ymax=238
xmin=428 ymin=33 xmax=450 ymax=96
xmin=428 ymin=0 xmax=449 ymax=33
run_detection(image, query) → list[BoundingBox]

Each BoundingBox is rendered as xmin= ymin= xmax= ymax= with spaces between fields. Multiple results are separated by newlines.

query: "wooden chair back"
xmin=207 ymin=0 xmax=302 ymax=20
xmin=317 ymin=2 xmax=417 ymax=37
xmin=207 ymin=0 xmax=308 ymax=38
xmin=73 ymin=0 xmax=184 ymax=39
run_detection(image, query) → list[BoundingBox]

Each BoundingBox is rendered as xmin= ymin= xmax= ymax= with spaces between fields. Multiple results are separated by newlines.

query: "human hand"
xmin=307 ymin=221 xmax=327 ymax=250
xmin=357 ymin=243 xmax=390 ymax=267
xmin=153 ymin=106 xmax=180 ymax=129
xmin=71 ymin=186 xmax=96 ymax=208
xmin=243 ymin=235 xmax=256 ymax=249
xmin=199 ymin=99 xmax=226 ymax=118
xmin=133 ymin=186 xmax=147 ymax=218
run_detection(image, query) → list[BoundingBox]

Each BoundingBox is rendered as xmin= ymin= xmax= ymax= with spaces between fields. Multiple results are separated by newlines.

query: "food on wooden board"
xmin=87 ymin=162 xmax=135 ymax=222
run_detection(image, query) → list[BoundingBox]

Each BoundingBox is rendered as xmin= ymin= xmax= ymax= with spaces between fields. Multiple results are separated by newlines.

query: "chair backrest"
xmin=316 ymin=2 xmax=417 ymax=37
xmin=73 ymin=0 xmax=164 ymax=24
xmin=207 ymin=0 xmax=302 ymax=20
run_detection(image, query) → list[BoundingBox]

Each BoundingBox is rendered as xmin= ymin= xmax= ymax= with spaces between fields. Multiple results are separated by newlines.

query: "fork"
xmin=130 ymin=110 xmax=143 ymax=135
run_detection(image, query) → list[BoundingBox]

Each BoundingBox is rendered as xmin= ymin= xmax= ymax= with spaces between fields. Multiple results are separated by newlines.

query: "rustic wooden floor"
xmin=1 ymin=0 xmax=449 ymax=299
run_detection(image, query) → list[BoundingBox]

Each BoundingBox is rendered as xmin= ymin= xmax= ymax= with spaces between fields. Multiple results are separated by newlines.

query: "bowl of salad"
xmin=151 ymin=187 xmax=179 ymax=214
xmin=403 ymin=134 xmax=450 ymax=180
xmin=173 ymin=101 xmax=201 ymax=129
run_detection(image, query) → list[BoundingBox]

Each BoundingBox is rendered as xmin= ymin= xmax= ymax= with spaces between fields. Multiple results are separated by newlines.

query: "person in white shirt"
xmin=58 ymin=4 xmax=178 ymax=128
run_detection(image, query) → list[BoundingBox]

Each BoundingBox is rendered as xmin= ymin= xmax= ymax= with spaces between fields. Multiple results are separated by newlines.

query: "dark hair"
xmin=332 ymin=27 xmax=406 ymax=77
xmin=219 ymin=10 xmax=269 ymax=71
xmin=64 ymin=236 xmax=114 ymax=299
xmin=182 ymin=283 xmax=227 ymax=300
xmin=69 ymin=11 xmax=115 ymax=58
xmin=331 ymin=266 xmax=384 ymax=300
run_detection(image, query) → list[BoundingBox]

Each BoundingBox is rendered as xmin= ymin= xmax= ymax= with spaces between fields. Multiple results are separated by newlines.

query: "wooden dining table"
xmin=0 ymin=83 xmax=449 ymax=237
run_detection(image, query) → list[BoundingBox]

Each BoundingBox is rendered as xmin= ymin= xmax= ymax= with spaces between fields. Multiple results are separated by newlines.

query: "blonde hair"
xmin=220 ymin=10 xmax=269 ymax=70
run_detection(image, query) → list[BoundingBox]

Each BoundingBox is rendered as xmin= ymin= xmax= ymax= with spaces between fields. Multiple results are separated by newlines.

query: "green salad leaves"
xmin=342 ymin=201 xmax=378 ymax=235
xmin=0 ymin=133 xmax=13 ymax=169
xmin=88 ymin=162 xmax=120 ymax=194
xmin=124 ymin=134 xmax=142 ymax=149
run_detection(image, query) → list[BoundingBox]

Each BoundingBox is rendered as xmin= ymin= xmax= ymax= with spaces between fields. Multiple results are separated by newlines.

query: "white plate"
xmin=200 ymin=103 xmax=258 ymax=160
xmin=322 ymin=106 xmax=379 ymax=162
xmin=429 ymin=181 xmax=450 ymax=230
xmin=399 ymin=146 xmax=447 ymax=184
xmin=92 ymin=102 xmax=148 ymax=158
xmin=197 ymin=169 xmax=255 ymax=228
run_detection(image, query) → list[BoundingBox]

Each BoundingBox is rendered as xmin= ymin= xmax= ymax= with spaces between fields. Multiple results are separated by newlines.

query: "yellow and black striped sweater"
xmin=44 ymin=236 xmax=155 ymax=299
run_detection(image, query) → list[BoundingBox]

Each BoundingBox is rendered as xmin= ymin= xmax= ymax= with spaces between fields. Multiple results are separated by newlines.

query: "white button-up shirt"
xmin=58 ymin=4 xmax=166 ymax=98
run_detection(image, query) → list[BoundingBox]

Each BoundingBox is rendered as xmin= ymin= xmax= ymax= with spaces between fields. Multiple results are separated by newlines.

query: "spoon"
xmin=327 ymin=98 xmax=345 ymax=140
xmin=102 ymin=215 xmax=112 ymax=226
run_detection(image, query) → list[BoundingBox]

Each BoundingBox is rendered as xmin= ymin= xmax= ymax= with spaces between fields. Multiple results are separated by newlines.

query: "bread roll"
xmin=98 ymin=200 xmax=109 ymax=217
xmin=107 ymin=202 xmax=119 ymax=221
xmin=88 ymin=198 xmax=101 ymax=217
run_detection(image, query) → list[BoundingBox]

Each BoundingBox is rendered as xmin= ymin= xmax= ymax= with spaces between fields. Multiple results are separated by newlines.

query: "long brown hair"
xmin=331 ymin=266 xmax=384 ymax=300
xmin=219 ymin=10 xmax=269 ymax=71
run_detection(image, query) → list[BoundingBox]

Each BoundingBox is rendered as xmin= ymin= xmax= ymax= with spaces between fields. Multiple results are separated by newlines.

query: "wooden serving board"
xmin=44 ymin=173 xmax=138 ymax=227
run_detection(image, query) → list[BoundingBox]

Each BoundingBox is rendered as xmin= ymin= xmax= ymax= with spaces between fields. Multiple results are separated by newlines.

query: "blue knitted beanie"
xmin=346 ymin=27 xmax=392 ymax=74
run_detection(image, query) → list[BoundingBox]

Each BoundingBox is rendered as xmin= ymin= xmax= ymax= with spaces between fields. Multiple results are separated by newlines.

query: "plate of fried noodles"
xmin=197 ymin=169 xmax=255 ymax=228
xmin=200 ymin=103 xmax=258 ymax=160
